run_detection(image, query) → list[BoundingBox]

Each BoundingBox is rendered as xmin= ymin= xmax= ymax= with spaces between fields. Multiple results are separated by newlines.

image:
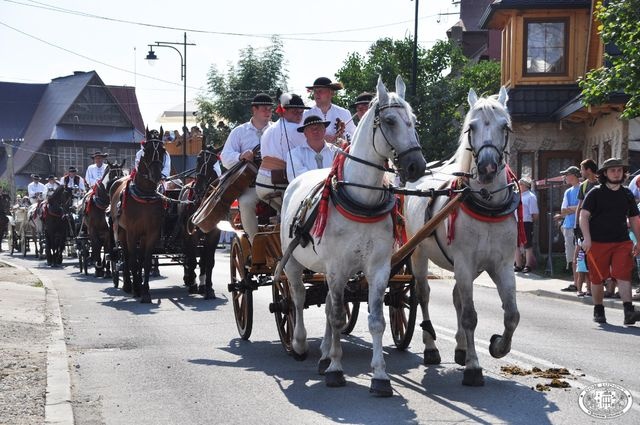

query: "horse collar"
xmin=330 ymin=177 xmax=396 ymax=220
xmin=456 ymin=179 xmax=520 ymax=219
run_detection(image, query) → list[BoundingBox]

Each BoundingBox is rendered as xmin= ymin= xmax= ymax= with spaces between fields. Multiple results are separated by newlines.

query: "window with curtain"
xmin=524 ymin=19 xmax=567 ymax=75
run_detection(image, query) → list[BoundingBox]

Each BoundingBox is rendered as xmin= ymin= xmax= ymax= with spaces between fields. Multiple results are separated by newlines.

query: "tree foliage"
xmin=335 ymin=38 xmax=501 ymax=160
xmin=197 ymin=36 xmax=288 ymax=141
xmin=579 ymin=0 xmax=640 ymax=119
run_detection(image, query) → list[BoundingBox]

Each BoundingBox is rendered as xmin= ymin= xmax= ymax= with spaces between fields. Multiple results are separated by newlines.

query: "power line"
xmin=5 ymin=0 xmax=449 ymax=42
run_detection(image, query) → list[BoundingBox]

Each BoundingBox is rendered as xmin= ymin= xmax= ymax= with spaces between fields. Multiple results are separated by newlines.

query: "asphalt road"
xmin=9 ymin=252 xmax=640 ymax=425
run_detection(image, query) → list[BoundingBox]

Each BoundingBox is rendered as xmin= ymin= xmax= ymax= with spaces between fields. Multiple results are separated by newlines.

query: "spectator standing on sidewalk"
xmin=514 ymin=177 xmax=538 ymax=273
xmin=556 ymin=165 xmax=581 ymax=291
xmin=573 ymin=159 xmax=599 ymax=296
xmin=580 ymin=158 xmax=640 ymax=324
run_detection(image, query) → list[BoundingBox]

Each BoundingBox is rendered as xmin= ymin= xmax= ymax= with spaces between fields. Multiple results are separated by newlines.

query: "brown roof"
xmin=107 ymin=85 xmax=145 ymax=133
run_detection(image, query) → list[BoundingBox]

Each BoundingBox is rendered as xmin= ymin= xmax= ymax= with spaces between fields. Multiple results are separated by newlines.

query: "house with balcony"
xmin=478 ymin=0 xmax=640 ymax=256
xmin=0 ymin=71 xmax=144 ymax=189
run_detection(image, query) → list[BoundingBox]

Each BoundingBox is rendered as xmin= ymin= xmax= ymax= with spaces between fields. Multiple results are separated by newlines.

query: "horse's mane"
xmin=453 ymin=93 xmax=511 ymax=173
xmin=49 ymin=185 xmax=68 ymax=204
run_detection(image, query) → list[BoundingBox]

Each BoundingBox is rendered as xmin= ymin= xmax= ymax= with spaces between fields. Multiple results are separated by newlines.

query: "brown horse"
xmin=178 ymin=145 xmax=221 ymax=299
xmin=43 ymin=186 xmax=73 ymax=267
xmin=110 ymin=131 xmax=166 ymax=303
xmin=83 ymin=160 xmax=125 ymax=277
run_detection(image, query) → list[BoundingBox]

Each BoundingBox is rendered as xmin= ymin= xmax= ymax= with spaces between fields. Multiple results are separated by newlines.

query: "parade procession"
xmin=2 ymin=1 xmax=640 ymax=424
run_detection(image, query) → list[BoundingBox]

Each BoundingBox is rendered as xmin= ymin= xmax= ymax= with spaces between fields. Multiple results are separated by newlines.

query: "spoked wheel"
xmin=387 ymin=269 xmax=417 ymax=351
xmin=341 ymin=301 xmax=360 ymax=335
xmin=229 ymin=237 xmax=253 ymax=340
xmin=270 ymin=272 xmax=295 ymax=354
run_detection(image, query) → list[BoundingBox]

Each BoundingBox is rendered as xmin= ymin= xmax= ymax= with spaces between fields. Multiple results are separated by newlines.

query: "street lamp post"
xmin=145 ymin=32 xmax=195 ymax=171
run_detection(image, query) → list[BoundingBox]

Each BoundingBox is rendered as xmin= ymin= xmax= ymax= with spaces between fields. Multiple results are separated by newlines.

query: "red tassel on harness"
xmin=311 ymin=148 xmax=346 ymax=240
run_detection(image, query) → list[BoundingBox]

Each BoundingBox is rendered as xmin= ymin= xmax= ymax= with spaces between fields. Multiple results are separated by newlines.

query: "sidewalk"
xmin=0 ymin=256 xmax=630 ymax=424
xmin=429 ymin=264 xmax=629 ymax=311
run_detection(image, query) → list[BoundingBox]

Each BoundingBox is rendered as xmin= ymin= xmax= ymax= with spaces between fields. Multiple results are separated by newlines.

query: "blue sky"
xmin=0 ymin=0 xmax=460 ymax=125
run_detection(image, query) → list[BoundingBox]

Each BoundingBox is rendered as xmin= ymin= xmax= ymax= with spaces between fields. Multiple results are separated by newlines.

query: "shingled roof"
xmin=480 ymin=0 xmax=591 ymax=29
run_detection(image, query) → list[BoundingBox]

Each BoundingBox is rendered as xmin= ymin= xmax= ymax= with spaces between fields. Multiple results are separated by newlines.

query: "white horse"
xmin=405 ymin=87 xmax=520 ymax=386
xmin=280 ymin=76 xmax=426 ymax=396
xmin=27 ymin=202 xmax=45 ymax=258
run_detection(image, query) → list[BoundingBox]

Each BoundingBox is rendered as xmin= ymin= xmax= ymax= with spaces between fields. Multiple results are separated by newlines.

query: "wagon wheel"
xmin=387 ymin=265 xmax=417 ymax=351
xmin=230 ymin=236 xmax=253 ymax=340
xmin=271 ymin=273 xmax=295 ymax=354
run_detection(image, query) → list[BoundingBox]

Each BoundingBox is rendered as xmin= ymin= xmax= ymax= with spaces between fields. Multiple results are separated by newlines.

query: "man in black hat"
xmin=286 ymin=115 xmax=338 ymax=182
xmin=220 ymin=93 xmax=274 ymax=243
xmin=351 ymin=92 xmax=374 ymax=123
xmin=45 ymin=174 xmax=60 ymax=198
xmin=256 ymin=93 xmax=309 ymax=211
xmin=304 ymin=77 xmax=356 ymax=143
xmin=27 ymin=174 xmax=46 ymax=204
xmin=580 ymin=158 xmax=640 ymax=324
xmin=85 ymin=151 xmax=109 ymax=187
xmin=59 ymin=166 xmax=87 ymax=195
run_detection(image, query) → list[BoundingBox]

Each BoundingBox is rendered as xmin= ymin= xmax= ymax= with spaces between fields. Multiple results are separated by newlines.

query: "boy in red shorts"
xmin=580 ymin=158 xmax=640 ymax=324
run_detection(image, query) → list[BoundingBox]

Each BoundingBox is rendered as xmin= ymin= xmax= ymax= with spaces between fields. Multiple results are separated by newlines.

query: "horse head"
xmin=103 ymin=159 xmax=126 ymax=192
xmin=192 ymin=143 xmax=220 ymax=197
xmin=139 ymin=131 xmax=166 ymax=185
xmin=462 ymin=87 xmax=512 ymax=185
xmin=365 ymin=75 xmax=426 ymax=183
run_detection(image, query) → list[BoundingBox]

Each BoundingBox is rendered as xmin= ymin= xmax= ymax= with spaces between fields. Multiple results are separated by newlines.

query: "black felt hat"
xmin=68 ymin=167 xmax=77 ymax=173
xmin=47 ymin=174 xmax=56 ymax=180
xmin=90 ymin=151 xmax=109 ymax=158
xmin=297 ymin=115 xmax=331 ymax=133
xmin=280 ymin=93 xmax=310 ymax=109
xmin=251 ymin=93 xmax=274 ymax=106
xmin=30 ymin=174 xmax=41 ymax=180
xmin=305 ymin=77 xmax=344 ymax=91
xmin=350 ymin=92 xmax=374 ymax=108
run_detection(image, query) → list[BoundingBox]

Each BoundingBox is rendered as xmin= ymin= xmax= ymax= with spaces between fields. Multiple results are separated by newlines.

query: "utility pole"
xmin=411 ymin=0 xmax=419 ymax=99
xmin=5 ymin=141 xmax=16 ymax=203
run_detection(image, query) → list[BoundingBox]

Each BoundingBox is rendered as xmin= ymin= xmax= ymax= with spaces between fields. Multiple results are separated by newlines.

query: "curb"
xmin=2 ymin=259 xmax=75 ymax=424
xmin=534 ymin=289 xmax=624 ymax=310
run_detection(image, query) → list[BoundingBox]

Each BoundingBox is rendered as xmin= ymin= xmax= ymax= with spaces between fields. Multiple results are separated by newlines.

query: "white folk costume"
xmin=304 ymin=77 xmax=356 ymax=141
xmin=27 ymin=177 xmax=46 ymax=204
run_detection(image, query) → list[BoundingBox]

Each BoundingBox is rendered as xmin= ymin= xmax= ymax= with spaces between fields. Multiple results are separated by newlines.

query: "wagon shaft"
xmin=390 ymin=192 xmax=463 ymax=271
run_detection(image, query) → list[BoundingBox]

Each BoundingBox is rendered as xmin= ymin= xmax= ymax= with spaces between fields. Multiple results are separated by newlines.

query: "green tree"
xmin=336 ymin=38 xmax=501 ymax=159
xmin=579 ymin=0 xmax=640 ymax=119
xmin=197 ymin=36 xmax=288 ymax=141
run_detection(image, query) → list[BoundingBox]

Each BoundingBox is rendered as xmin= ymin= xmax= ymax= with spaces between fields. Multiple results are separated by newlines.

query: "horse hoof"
xmin=198 ymin=284 xmax=206 ymax=295
xmin=462 ymin=368 xmax=484 ymax=386
xmin=204 ymin=289 xmax=216 ymax=300
xmin=454 ymin=349 xmax=466 ymax=366
xmin=104 ymin=271 xmax=112 ymax=279
xmin=489 ymin=334 xmax=509 ymax=358
xmin=140 ymin=294 xmax=152 ymax=304
xmin=325 ymin=371 xmax=346 ymax=387
xmin=291 ymin=349 xmax=308 ymax=362
xmin=188 ymin=284 xmax=198 ymax=295
xmin=318 ymin=358 xmax=331 ymax=375
xmin=423 ymin=349 xmax=441 ymax=365
xmin=122 ymin=283 xmax=131 ymax=293
xmin=369 ymin=379 xmax=393 ymax=397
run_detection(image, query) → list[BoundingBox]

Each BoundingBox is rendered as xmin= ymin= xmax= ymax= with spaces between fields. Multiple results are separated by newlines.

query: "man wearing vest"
xmin=60 ymin=167 xmax=87 ymax=195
